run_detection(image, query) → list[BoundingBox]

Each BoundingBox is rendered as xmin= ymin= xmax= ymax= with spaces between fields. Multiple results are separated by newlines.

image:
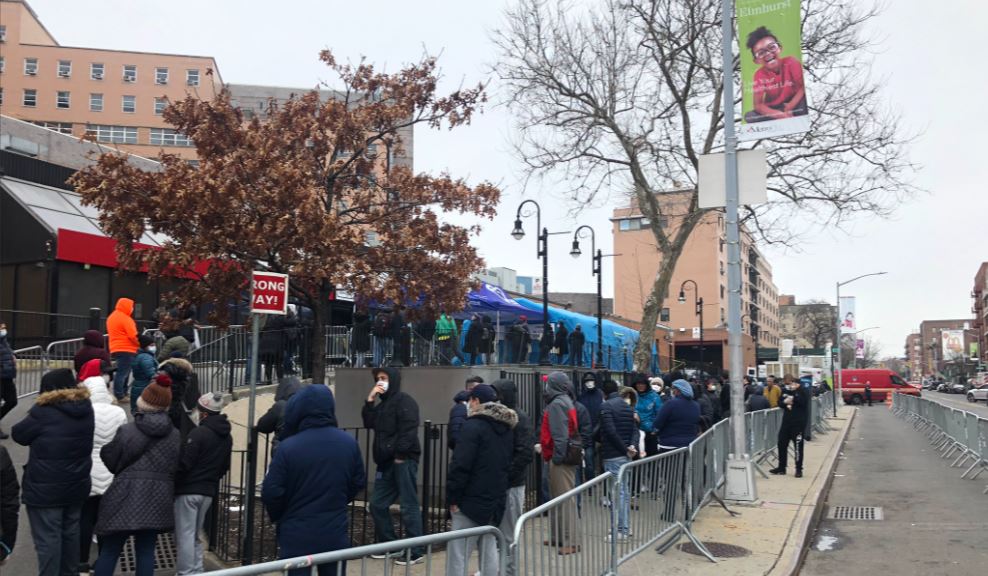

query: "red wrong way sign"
xmin=251 ymin=271 xmax=289 ymax=315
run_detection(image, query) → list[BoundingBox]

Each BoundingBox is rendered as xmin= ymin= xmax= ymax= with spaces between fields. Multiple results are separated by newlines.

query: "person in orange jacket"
xmin=107 ymin=298 xmax=139 ymax=401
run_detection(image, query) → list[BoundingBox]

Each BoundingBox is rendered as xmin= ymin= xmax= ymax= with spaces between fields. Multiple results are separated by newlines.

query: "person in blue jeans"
xmin=362 ymin=368 xmax=424 ymax=565
xmin=599 ymin=379 xmax=640 ymax=539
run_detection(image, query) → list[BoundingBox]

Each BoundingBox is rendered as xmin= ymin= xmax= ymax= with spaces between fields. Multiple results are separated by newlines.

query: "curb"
xmin=779 ymin=408 xmax=856 ymax=575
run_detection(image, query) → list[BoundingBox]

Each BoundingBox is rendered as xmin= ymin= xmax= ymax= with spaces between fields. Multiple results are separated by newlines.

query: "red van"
xmin=839 ymin=369 xmax=920 ymax=404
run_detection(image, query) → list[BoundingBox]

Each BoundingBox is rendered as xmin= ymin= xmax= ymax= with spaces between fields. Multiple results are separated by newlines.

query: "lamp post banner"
xmin=855 ymin=338 xmax=865 ymax=360
xmin=736 ymin=0 xmax=811 ymax=141
xmin=839 ymin=296 xmax=856 ymax=334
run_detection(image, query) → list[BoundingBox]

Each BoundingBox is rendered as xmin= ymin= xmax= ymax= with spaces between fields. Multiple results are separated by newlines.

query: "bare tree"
xmin=791 ymin=300 xmax=836 ymax=350
xmin=495 ymin=0 xmax=917 ymax=369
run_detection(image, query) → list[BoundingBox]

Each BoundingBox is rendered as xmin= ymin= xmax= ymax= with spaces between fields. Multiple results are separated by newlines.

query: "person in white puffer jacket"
xmin=77 ymin=359 xmax=128 ymax=574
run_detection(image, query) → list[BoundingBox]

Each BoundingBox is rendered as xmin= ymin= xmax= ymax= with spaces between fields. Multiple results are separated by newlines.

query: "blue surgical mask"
xmin=0 ymin=330 xmax=6 ymax=338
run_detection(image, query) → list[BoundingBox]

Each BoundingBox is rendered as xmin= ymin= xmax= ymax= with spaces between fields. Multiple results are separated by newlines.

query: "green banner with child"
xmin=737 ymin=0 xmax=811 ymax=141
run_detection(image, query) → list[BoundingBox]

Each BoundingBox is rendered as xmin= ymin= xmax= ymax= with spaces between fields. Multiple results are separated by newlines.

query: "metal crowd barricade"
xmin=45 ymin=336 xmax=86 ymax=373
xmin=13 ymin=345 xmax=46 ymax=398
xmin=685 ymin=419 xmax=736 ymax=546
xmin=204 ymin=526 xmax=507 ymax=576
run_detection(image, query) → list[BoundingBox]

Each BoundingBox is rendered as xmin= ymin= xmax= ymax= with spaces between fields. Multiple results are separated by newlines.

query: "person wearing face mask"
xmin=130 ymin=334 xmax=159 ymax=414
xmin=704 ymin=378 xmax=723 ymax=422
xmin=598 ymin=379 xmax=639 ymax=540
xmin=73 ymin=329 xmax=112 ymax=379
xmin=362 ymin=367 xmax=424 ymax=565
xmin=649 ymin=377 xmax=666 ymax=402
xmin=770 ymin=374 xmax=810 ymax=477
xmin=0 ymin=323 xmax=17 ymax=440
xmin=576 ymin=372 xmax=603 ymax=479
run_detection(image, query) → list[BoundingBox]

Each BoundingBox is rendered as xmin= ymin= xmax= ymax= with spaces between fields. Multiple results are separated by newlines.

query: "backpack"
xmin=373 ymin=312 xmax=391 ymax=338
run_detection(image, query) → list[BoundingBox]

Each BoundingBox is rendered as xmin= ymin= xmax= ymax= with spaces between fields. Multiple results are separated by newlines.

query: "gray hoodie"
xmin=543 ymin=371 xmax=576 ymax=465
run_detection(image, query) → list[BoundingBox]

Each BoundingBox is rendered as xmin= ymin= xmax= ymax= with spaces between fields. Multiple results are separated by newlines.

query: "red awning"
xmin=56 ymin=229 xmax=207 ymax=279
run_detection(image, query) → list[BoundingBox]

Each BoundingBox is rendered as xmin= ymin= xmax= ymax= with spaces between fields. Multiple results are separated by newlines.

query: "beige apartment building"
xmin=612 ymin=192 xmax=781 ymax=372
xmin=904 ymin=332 xmax=922 ymax=380
xmin=0 ymin=0 xmax=223 ymax=160
xmin=973 ymin=262 xmax=987 ymax=368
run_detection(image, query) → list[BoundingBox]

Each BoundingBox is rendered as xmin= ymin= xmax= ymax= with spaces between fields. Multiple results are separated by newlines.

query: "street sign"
xmin=251 ymin=271 xmax=289 ymax=315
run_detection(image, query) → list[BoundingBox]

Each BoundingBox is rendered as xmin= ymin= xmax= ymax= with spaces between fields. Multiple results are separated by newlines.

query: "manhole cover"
xmin=116 ymin=532 xmax=177 ymax=575
xmin=678 ymin=541 xmax=751 ymax=558
xmin=827 ymin=506 xmax=884 ymax=521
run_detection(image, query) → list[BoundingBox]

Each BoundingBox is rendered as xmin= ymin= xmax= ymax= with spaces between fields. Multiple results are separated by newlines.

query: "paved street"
xmin=801 ymin=406 xmax=988 ymax=576
xmin=923 ymin=389 xmax=988 ymax=419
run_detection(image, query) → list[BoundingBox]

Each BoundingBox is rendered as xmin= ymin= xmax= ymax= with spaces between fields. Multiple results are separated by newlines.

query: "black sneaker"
xmin=795 ymin=470 xmax=803 ymax=478
xmin=395 ymin=553 xmax=424 ymax=566
xmin=769 ymin=468 xmax=785 ymax=475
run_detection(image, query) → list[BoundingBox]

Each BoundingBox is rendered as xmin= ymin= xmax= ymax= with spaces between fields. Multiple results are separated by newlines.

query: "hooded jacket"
xmin=576 ymin=373 xmax=604 ymax=432
xmin=765 ymin=382 xmax=782 ymax=408
xmin=568 ymin=327 xmax=586 ymax=356
xmin=634 ymin=384 xmax=662 ymax=434
xmin=256 ymin=375 xmax=304 ymax=454
xmin=539 ymin=372 xmax=578 ymax=464
xmin=447 ymin=389 xmax=472 ymax=450
xmin=262 ymin=385 xmax=365 ymax=559
xmin=158 ymin=335 xmax=190 ymax=362
xmin=131 ymin=346 xmax=158 ymax=396
xmin=599 ymin=391 xmax=640 ymax=460
xmin=96 ymin=411 xmax=181 ymax=534
xmin=73 ymin=329 xmax=110 ymax=376
xmin=361 ymin=368 xmax=421 ymax=466
xmin=490 ymin=379 xmax=534 ymax=487
xmin=107 ymin=298 xmax=139 ymax=354
xmin=553 ymin=324 xmax=569 ymax=355
xmin=158 ymin=357 xmax=200 ymax=437
xmin=780 ymin=384 xmax=810 ymax=429
xmin=175 ymin=411 xmax=233 ymax=496
xmin=0 ymin=333 xmax=14 ymax=380
xmin=80 ymin=364 xmax=128 ymax=496
xmin=0 ymin=445 xmax=19 ymax=559
xmin=446 ymin=401 xmax=518 ymax=526
xmin=653 ymin=395 xmax=701 ymax=448
xmin=12 ymin=382 xmax=94 ymax=507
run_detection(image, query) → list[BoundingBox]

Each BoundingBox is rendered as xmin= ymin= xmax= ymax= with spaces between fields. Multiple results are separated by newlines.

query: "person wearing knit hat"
xmin=130 ymin=334 xmax=159 ymax=414
xmin=138 ymin=373 xmax=173 ymax=414
xmin=468 ymin=383 xmax=498 ymax=404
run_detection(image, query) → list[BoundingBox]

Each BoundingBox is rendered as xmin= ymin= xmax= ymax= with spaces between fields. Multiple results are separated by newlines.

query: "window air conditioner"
xmin=92 ymin=73 xmax=103 ymax=80
xmin=26 ymin=70 xmax=37 ymax=76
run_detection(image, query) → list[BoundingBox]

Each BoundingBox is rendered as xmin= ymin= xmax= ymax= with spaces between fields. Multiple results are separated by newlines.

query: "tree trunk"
xmin=311 ymin=283 xmax=332 ymax=384
xmin=632 ymin=233 xmax=690 ymax=371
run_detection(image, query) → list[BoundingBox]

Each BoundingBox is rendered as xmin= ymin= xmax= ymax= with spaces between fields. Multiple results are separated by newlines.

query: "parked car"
xmin=839 ymin=369 xmax=920 ymax=405
xmin=967 ymin=384 xmax=988 ymax=403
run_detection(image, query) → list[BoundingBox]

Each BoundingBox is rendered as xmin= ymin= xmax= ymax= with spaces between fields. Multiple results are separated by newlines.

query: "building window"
xmin=123 ymin=65 xmax=137 ymax=82
xmin=154 ymin=97 xmax=167 ymax=115
xmin=56 ymin=91 xmax=70 ymax=109
xmin=23 ymin=89 xmax=37 ymax=107
xmin=619 ymin=219 xmax=631 ymax=231
xmin=122 ymin=95 xmax=136 ymax=113
xmin=0 ymin=88 xmax=3 ymax=106
xmin=0 ymin=57 xmax=5 ymax=74
xmin=91 ymin=63 xmax=104 ymax=80
xmin=86 ymin=124 xmax=138 ymax=144
xmin=720 ymin=285 xmax=725 ymax=299
xmin=0 ymin=25 xmax=6 ymax=42
xmin=186 ymin=69 xmax=200 ymax=86
xmin=155 ymin=67 xmax=168 ymax=84
xmin=186 ymin=159 xmax=200 ymax=168
xmin=58 ymin=60 xmax=72 ymax=77
xmin=149 ymin=128 xmax=193 ymax=147
xmin=90 ymin=93 xmax=103 ymax=112
xmin=24 ymin=58 xmax=38 ymax=75
xmin=31 ymin=121 xmax=73 ymax=134
xmin=660 ymin=308 xmax=670 ymax=322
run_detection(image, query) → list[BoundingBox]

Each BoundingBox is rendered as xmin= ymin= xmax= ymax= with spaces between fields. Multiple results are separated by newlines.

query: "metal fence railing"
xmin=12 ymin=345 xmax=45 ymax=398
xmin=893 ymin=393 xmax=988 ymax=491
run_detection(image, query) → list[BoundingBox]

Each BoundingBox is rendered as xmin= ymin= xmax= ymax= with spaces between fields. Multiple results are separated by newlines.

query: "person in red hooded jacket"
xmin=106 ymin=298 xmax=139 ymax=402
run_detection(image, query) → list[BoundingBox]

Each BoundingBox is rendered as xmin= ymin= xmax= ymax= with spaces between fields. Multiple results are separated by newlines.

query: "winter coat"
xmin=436 ymin=315 xmax=457 ymax=339
xmin=175 ymin=413 xmax=233 ymax=496
xmin=746 ymin=390 xmax=771 ymax=412
xmin=0 ymin=445 xmax=19 ymax=559
xmin=361 ymin=368 xmax=421 ymax=466
xmin=599 ymin=392 xmax=640 ymax=460
xmin=765 ymin=384 xmax=782 ymax=408
xmin=81 ymin=373 xmax=128 ymax=496
xmin=705 ymin=390 xmax=722 ymax=422
xmin=634 ymin=388 xmax=662 ymax=434
xmin=73 ymin=330 xmax=110 ymax=377
xmin=107 ymin=298 xmax=139 ymax=354
xmin=447 ymin=390 xmax=471 ymax=450
xmin=447 ymin=402 xmax=517 ymax=526
xmin=352 ymin=315 xmax=372 ymax=352
xmin=553 ymin=325 xmax=569 ymax=355
xmin=12 ymin=387 xmax=94 ymax=507
xmin=490 ymin=379 xmax=534 ymax=487
xmin=696 ymin=391 xmax=716 ymax=430
xmin=262 ymin=385 xmax=365 ymax=559
xmin=568 ymin=328 xmax=586 ymax=357
xmin=653 ymin=396 xmax=701 ymax=449
xmin=720 ymin=382 xmax=732 ymax=415
xmin=131 ymin=349 xmax=158 ymax=398
xmin=481 ymin=318 xmax=495 ymax=354
xmin=576 ymin=379 xmax=604 ymax=432
xmin=259 ymin=315 xmax=289 ymax=360
xmin=256 ymin=376 xmax=303 ymax=454
xmin=575 ymin=400 xmax=593 ymax=448
xmin=0 ymin=335 xmax=16 ymax=380
xmin=539 ymin=374 xmax=578 ymax=464
xmin=465 ymin=320 xmax=484 ymax=355
xmin=780 ymin=385 xmax=810 ymax=429
xmin=96 ymin=411 xmax=179 ymax=534
xmin=157 ymin=335 xmax=190 ymax=362
xmin=158 ymin=358 xmax=200 ymax=438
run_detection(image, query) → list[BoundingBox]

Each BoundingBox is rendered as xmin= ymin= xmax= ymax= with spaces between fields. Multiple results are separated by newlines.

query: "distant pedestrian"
xmin=445 ymin=384 xmax=517 ymax=576
xmin=719 ymin=379 xmax=732 ymax=416
xmin=174 ymin=393 xmax=232 ymax=576
xmin=508 ymin=317 xmax=531 ymax=364
xmin=77 ymin=360 xmax=128 ymax=574
xmin=576 ymin=372 xmax=603 ymax=479
xmin=256 ymin=375 xmax=304 ymax=455
xmin=73 ymin=329 xmax=111 ymax=378
xmin=351 ymin=312 xmax=372 ymax=368
xmin=770 ymin=375 xmax=809 ymax=477
xmin=131 ymin=334 xmax=159 ymax=414
xmin=263 ymin=385 xmax=365 ymax=576
xmin=742 ymin=375 xmax=755 ymax=402
xmin=490 ymin=379 xmax=533 ymax=576
xmin=568 ymin=325 xmax=585 ymax=366
xmin=745 ymin=385 xmax=770 ymax=412
xmin=764 ymin=376 xmax=782 ymax=408
xmin=436 ymin=312 xmax=458 ymax=365
xmin=107 ymin=298 xmax=140 ymax=402
xmin=465 ymin=315 xmax=485 ymax=365
xmin=414 ymin=316 xmax=436 ymax=366
xmin=553 ymin=322 xmax=569 ymax=365
xmin=481 ymin=316 xmax=496 ymax=364
xmin=864 ymin=382 xmax=873 ymax=406
xmin=538 ymin=324 xmax=554 ymax=364
xmin=93 ymin=374 xmax=181 ymax=576
xmin=599 ymin=379 xmax=639 ymax=540
xmin=537 ymin=372 xmax=582 ymax=555
xmin=448 ymin=376 xmax=484 ymax=451
xmin=362 ymin=368 xmax=425 ymax=565
xmin=0 ymin=323 xmax=17 ymax=439
xmin=705 ymin=378 xmax=723 ymax=422
xmin=0 ymin=444 xmax=20 ymax=566
xmin=158 ymin=330 xmax=190 ymax=362
xmin=13 ymin=368 xmax=94 ymax=576
xmin=259 ymin=315 xmax=289 ymax=383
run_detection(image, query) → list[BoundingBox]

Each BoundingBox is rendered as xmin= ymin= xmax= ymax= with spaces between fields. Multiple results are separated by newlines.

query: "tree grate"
xmin=678 ymin=541 xmax=751 ymax=558
xmin=826 ymin=505 xmax=884 ymax=521
xmin=115 ymin=532 xmax=177 ymax=575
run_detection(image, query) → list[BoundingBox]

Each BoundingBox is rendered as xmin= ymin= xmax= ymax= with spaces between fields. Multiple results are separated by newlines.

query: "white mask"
xmin=148 ymin=346 xmax=157 ymax=354
xmin=377 ymin=380 xmax=389 ymax=392
xmin=584 ymin=381 xmax=595 ymax=390
xmin=623 ymin=397 xmax=632 ymax=406
xmin=651 ymin=384 xmax=661 ymax=393
xmin=0 ymin=330 xmax=6 ymax=338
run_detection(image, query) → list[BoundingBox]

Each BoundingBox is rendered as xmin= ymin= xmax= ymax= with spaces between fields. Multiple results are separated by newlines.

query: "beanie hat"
xmin=40 ymin=368 xmax=77 ymax=394
xmin=649 ymin=377 xmax=664 ymax=387
xmin=197 ymin=392 xmax=225 ymax=415
xmin=138 ymin=373 xmax=173 ymax=413
xmin=672 ymin=379 xmax=693 ymax=399
xmin=139 ymin=333 xmax=155 ymax=349
xmin=582 ymin=372 xmax=596 ymax=383
xmin=469 ymin=384 xmax=498 ymax=404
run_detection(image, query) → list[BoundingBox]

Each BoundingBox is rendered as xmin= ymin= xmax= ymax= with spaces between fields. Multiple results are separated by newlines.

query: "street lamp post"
xmin=834 ymin=272 xmax=887 ymax=413
xmin=512 ymin=200 xmax=569 ymax=366
xmin=678 ymin=280 xmax=704 ymax=374
xmin=571 ymin=225 xmax=604 ymax=368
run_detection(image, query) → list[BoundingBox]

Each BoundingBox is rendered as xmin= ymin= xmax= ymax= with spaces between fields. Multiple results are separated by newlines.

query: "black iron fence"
xmin=0 ymin=309 xmax=156 ymax=349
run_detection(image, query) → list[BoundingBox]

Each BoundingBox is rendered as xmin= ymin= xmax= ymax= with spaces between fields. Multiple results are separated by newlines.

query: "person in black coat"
xmin=351 ymin=312 xmax=372 ymax=368
xmin=598 ymin=379 xmax=639 ymax=538
xmin=263 ymin=385 xmax=365 ymax=576
xmin=0 ymin=323 xmax=17 ymax=439
xmin=568 ymin=325 xmax=586 ymax=366
xmin=489 ymin=378 xmax=533 ymax=569
xmin=464 ymin=315 xmax=484 ymax=365
xmin=445 ymin=384 xmax=517 ymax=576
xmin=12 ymin=368 xmax=94 ymax=576
xmin=256 ymin=376 xmax=304 ymax=455
xmin=553 ymin=322 xmax=569 ymax=365
xmin=538 ymin=324 xmax=554 ymax=364
xmin=508 ymin=317 xmax=531 ymax=364
xmin=362 ymin=367 xmax=425 ymax=562
xmin=770 ymin=378 xmax=810 ymax=477
xmin=0 ymin=444 xmax=20 ymax=565
xmin=719 ymin=379 xmax=732 ymax=417
xmin=746 ymin=385 xmax=771 ymax=412
xmin=447 ymin=375 xmax=483 ymax=451
xmin=481 ymin=316 xmax=495 ymax=363
xmin=259 ymin=315 xmax=289 ymax=383
xmin=174 ymin=393 xmax=233 ymax=575
xmin=158 ymin=357 xmax=201 ymax=441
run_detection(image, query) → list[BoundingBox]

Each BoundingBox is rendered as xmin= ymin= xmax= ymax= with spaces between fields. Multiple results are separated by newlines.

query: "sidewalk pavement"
xmin=619 ymin=405 xmax=855 ymax=576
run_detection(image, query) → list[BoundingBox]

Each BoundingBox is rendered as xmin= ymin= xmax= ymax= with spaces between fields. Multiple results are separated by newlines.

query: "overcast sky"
xmin=28 ymin=0 xmax=988 ymax=358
